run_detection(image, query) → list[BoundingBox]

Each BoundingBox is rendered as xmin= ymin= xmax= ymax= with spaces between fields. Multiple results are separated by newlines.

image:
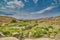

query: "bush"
xmin=11 ymin=20 xmax=17 ymax=23
xmin=0 ymin=25 xmax=60 ymax=38
xmin=31 ymin=27 xmax=44 ymax=38
xmin=48 ymin=26 xmax=53 ymax=29
xmin=3 ymin=31 xmax=12 ymax=36
xmin=23 ymin=30 xmax=29 ymax=37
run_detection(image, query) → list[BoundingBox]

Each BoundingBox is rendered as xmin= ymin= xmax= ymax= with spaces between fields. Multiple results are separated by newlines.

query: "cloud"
xmin=6 ymin=0 xmax=24 ymax=8
xmin=24 ymin=0 xmax=38 ymax=4
xmin=24 ymin=0 xmax=29 ymax=2
xmin=0 ymin=0 xmax=60 ymax=20
xmin=33 ymin=0 xmax=38 ymax=4
xmin=0 ymin=7 xmax=6 ymax=9
xmin=30 ymin=6 xmax=56 ymax=14
xmin=52 ymin=0 xmax=60 ymax=5
xmin=4 ymin=0 xmax=8 ymax=2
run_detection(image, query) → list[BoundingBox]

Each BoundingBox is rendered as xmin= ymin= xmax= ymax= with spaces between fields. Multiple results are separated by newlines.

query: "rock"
xmin=0 ymin=37 xmax=19 ymax=40
xmin=13 ymin=34 xmax=20 ymax=38
xmin=24 ymin=38 xmax=55 ymax=40
xmin=0 ymin=32 xmax=5 ymax=38
xmin=0 ymin=37 xmax=56 ymax=40
xmin=13 ymin=33 xmax=24 ymax=40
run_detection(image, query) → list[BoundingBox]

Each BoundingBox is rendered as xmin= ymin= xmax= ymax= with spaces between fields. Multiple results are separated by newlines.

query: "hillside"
xmin=0 ymin=16 xmax=16 ymax=25
xmin=0 ymin=16 xmax=60 ymax=40
xmin=0 ymin=16 xmax=60 ymax=26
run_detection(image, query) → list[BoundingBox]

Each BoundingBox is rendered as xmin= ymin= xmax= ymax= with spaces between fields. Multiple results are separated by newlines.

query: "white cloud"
xmin=4 ymin=0 xmax=8 ymax=2
xmin=31 ymin=6 xmax=56 ymax=14
xmin=24 ymin=0 xmax=38 ymax=4
xmin=24 ymin=0 xmax=29 ymax=2
xmin=7 ymin=0 xmax=24 ymax=8
xmin=52 ymin=0 xmax=60 ymax=5
xmin=33 ymin=0 xmax=38 ymax=4
xmin=0 ymin=7 xmax=6 ymax=9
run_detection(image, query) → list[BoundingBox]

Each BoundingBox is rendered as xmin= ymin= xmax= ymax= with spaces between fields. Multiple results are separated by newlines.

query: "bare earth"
xmin=0 ymin=37 xmax=55 ymax=40
xmin=0 ymin=37 xmax=19 ymax=40
xmin=24 ymin=38 xmax=55 ymax=40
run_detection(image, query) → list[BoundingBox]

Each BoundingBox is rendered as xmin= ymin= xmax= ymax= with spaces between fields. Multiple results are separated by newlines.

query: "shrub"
xmin=11 ymin=20 xmax=17 ymax=23
xmin=3 ymin=31 xmax=12 ymax=36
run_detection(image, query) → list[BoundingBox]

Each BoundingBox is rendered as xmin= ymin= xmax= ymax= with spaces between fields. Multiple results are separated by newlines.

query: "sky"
xmin=0 ymin=0 xmax=60 ymax=20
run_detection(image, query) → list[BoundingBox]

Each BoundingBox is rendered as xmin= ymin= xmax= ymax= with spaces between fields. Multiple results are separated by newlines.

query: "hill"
xmin=0 ymin=16 xmax=60 ymax=40
xmin=0 ymin=16 xmax=60 ymax=27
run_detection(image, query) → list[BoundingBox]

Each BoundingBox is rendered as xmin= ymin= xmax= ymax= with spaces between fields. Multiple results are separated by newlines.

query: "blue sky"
xmin=0 ymin=0 xmax=60 ymax=19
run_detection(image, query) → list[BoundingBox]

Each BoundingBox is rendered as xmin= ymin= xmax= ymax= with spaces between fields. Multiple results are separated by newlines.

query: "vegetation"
xmin=0 ymin=25 xmax=60 ymax=38
xmin=0 ymin=16 xmax=60 ymax=39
